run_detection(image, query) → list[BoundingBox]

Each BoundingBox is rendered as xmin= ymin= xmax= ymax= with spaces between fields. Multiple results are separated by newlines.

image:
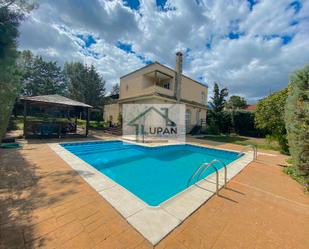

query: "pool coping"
xmin=49 ymin=140 xmax=253 ymax=245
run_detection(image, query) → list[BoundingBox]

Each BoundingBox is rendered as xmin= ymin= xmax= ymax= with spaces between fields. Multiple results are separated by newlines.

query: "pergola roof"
xmin=20 ymin=94 xmax=92 ymax=108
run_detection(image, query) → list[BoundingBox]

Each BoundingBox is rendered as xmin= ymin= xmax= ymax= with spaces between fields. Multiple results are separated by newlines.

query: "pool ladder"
xmin=238 ymin=145 xmax=257 ymax=160
xmin=188 ymin=145 xmax=257 ymax=195
xmin=188 ymin=159 xmax=227 ymax=195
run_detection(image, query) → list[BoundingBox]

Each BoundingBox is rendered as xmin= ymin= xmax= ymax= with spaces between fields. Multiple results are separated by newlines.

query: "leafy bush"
xmin=255 ymin=88 xmax=289 ymax=154
xmin=206 ymin=109 xmax=264 ymax=137
xmin=201 ymin=124 xmax=220 ymax=135
xmin=206 ymin=110 xmax=231 ymax=134
xmin=233 ymin=110 xmax=265 ymax=137
xmin=220 ymin=111 xmax=232 ymax=133
xmin=283 ymin=166 xmax=309 ymax=192
xmin=285 ymin=65 xmax=309 ymax=177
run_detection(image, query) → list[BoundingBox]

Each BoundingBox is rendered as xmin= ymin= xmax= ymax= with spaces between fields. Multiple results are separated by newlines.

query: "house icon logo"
xmin=122 ymin=104 xmax=186 ymax=142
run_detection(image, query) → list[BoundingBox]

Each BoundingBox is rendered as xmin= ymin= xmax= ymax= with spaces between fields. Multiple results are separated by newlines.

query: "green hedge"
xmin=206 ymin=110 xmax=265 ymax=137
xmin=233 ymin=111 xmax=266 ymax=137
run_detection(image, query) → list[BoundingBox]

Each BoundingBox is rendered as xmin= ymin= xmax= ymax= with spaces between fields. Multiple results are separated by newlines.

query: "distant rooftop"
xmin=244 ymin=104 xmax=257 ymax=111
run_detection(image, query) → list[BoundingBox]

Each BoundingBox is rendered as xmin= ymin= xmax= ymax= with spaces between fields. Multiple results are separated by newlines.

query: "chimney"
xmin=175 ymin=51 xmax=183 ymax=102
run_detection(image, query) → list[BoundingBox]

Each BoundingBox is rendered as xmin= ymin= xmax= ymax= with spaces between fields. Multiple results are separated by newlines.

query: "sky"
xmin=18 ymin=0 xmax=309 ymax=103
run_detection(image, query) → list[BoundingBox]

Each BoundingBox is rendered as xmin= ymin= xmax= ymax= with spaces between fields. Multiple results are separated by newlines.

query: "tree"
xmin=85 ymin=65 xmax=106 ymax=107
xmin=64 ymin=62 xmax=106 ymax=107
xmin=255 ymin=88 xmax=289 ymax=153
xmin=0 ymin=0 xmax=38 ymax=10
xmin=209 ymin=83 xmax=229 ymax=113
xmin=0 ymin=1 xmax=35 ymax=139
xmin=226 ymin=95 xmax=247 ymax=131
xmin=20 ymin=50 xmax=66 ymax=96
xmin=285 ymin=65 xmax=309 ymax=176
xmin=63 ymin=62 xmax=86 ymax=102
xmin=208 ymin=82 xmax=229 ymax=133
xmin=111 ymin=83 xmax=120 ymax=95
xmin=226 ymin=95 xmax=247 ymax=109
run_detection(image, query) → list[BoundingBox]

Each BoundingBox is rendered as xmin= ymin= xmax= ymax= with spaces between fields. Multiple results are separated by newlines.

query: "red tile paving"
xmin=0 ymin=138 xmax=308 ymax=249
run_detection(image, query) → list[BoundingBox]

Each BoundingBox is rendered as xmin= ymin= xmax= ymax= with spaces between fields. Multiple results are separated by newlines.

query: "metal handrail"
xmin=203 ymin=163 xmax=219 ymax=194
xmin=238 ymin=145 xmax=257 ymax=160
xmin=187 ymin=162 xmax=208 ymax=186
xmin=188 ymin=159 xmax=228 ymax=195
xmin=199 ymin=159 xmax=227 ymax=189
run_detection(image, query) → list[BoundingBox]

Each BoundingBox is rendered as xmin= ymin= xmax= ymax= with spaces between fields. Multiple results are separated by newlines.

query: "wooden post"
xmin=58 ymin=123 xmax=61 ymax=138
xmin=86 ymin=108 xmax=90 ymax=136
xmin=67 ymin=107 xmax=71 ymax=120
xmin=23 ymin=101 xmax=27 ymax=137
xmin=74 ymin=108 xmax=78 ymax=134
xmin=75 ymin=108 xmax=78 ymax=133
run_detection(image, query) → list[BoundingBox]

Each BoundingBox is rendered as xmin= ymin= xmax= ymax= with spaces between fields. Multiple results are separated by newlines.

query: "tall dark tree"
xmin=20 ymin=50 xmax=66 ymax=96
xmin=208 ymin=82 xmax=228 ymax=132
xmin=209 ymin=83 xmax=229 ymax=113
xmin=63 ymin=62 xmax=86 ymax=102
xmin=0 ymin=1 xmax=36 ymax=139
xmin=111 ymin=83 xmax=120 ymax=95
xmin=85 ymin=64 xmax=106 ymax=107
xmin=64 ymin=62 xmax=106 ymax=107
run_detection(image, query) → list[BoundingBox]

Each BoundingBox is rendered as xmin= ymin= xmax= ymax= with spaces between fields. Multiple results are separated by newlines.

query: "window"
xmin=163 ymin=82 xmax=170 ymax=89
xmin=201 ymin=92 xmax=207 ymax=104
xmin=156 ymin=80 xmax=170 ymax=89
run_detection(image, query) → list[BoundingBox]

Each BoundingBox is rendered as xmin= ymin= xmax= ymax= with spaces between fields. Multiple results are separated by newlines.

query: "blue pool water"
xmin=62 ymin=141 xmax=241 ymax=206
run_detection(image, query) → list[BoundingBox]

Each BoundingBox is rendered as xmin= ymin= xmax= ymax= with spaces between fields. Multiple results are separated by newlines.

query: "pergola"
xmin=20 ymin=94 xmax=92 ymax=138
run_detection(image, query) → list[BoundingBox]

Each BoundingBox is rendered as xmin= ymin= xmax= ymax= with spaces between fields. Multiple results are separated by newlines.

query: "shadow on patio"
xmin=0 ymin=145 xmax=83 ymax=248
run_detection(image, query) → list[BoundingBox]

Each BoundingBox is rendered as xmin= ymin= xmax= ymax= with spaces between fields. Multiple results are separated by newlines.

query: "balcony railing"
xmin=153 ymin=85 xmax=174 ymax=96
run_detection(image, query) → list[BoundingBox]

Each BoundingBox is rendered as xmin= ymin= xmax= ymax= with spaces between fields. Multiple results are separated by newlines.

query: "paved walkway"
xmin=0 ymin=138 xmax=308 ymax=249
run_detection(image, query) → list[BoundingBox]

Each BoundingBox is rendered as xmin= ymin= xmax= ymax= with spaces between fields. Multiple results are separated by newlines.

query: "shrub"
xmin=283 ymin=166 xmax=309 ymax=192
xmin=255 ymin=88 xmax=289 ymax=154
xmin=218 ymin=111 xmax=232 ymax=133
xmin=202 ymin=124 xmax=220 ymax=135
xmin=233 ymin=110 xmax=265 ymax=137
xmin=285 ymin=65 xmax=309 ymax=177
xmin=206 ymin=109 xmax=264 ymax=137
xmin=206 ymin=110 xmax=231 ymax=134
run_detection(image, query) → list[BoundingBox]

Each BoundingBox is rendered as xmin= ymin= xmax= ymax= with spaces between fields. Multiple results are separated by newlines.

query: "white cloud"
xmin=18 ymin=0 xmax=309 ymax=101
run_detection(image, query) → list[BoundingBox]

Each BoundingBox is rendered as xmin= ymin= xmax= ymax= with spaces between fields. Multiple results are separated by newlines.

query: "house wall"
xmin=120 ymin=63 xmax=208 ymax=106
xmin=122 ymin=96 xmax=207 ymax=128
xmin=185 ymin=105 xmax=207 ymax=131
xmin=104 ymin=97 xmax=207 ymax=130
xmin=120 ymin=64 xmax=175 ymax=100
xmin=181 ymin=77 xmax=208 ymax=105
xmin=103 ymin=103 xmax=120 ymax=125
xmin=114 ymin=63 xmax=208 ymax=132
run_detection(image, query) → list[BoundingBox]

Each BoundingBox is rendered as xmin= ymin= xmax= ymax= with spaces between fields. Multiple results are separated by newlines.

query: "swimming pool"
xmin=62 ymin=141 xmax=242 ymax=206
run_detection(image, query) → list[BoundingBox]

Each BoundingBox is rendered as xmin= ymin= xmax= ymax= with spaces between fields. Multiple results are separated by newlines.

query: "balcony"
xmin=144 ymin=70 xmax=174 ymax=97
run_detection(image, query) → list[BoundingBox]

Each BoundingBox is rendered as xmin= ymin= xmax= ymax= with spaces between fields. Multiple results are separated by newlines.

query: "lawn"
xmin=198 ymin=134 xmax=281 ymax=152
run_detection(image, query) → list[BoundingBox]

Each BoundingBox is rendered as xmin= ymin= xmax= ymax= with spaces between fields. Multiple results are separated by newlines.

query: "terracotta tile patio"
xmin=0 ymin=137 xmax=308 ymax=249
